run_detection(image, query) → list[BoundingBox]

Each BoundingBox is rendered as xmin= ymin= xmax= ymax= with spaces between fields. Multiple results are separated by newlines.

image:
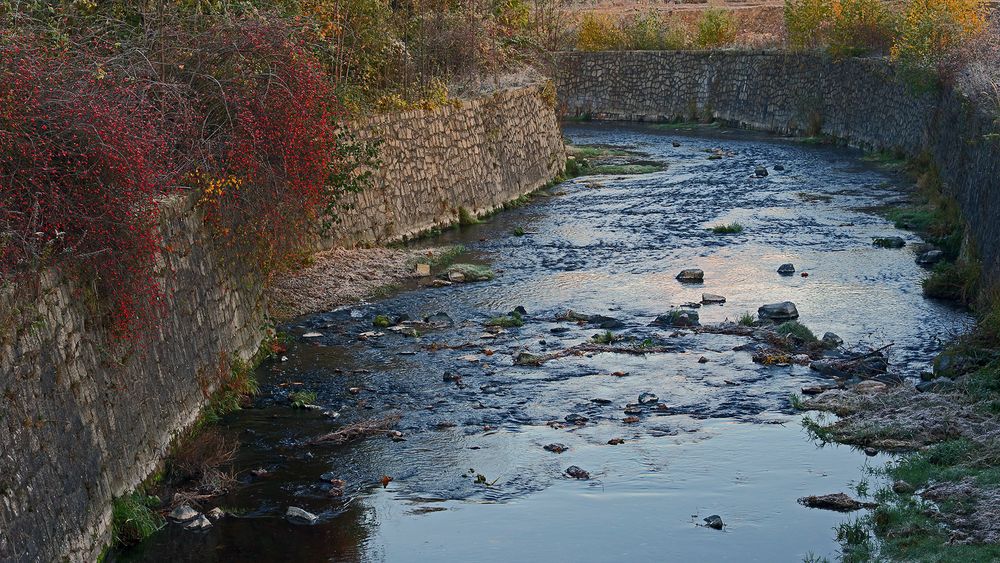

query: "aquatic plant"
xmin=709 ymin=223 xmax=744 ymax=234
xmin=776 ymin=321 xmax=819 ymax=343
xmin=487 ymin=312 xmax=524 ymax=328
xmin=290 ymin=391 xmax=318 ymax=408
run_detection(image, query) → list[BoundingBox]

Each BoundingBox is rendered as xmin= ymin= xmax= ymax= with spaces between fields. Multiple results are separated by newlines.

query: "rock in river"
xmin=797 ymin=493 xmax=876 ymax=512
xmin=701 ymin=293 xmax=726 ymax=304
xmin=821 ymin=332 xmax=843 ymax=349
xmin=917 ymin=249 xmax=944 ymax=265
xmin=703 ymin=515 xmax=724 ymax=530
xmin=286 ymin=506 xmax=320 ymax=525
xmin=169 ymin=505 xmax=200 ymax=523
xmin=755 ymin=166 xmax=769 ymax=177
xmin=650 ymin=310 xmax=700 ymax=327
xmin=872 ymin=236 xmax=905 ymax=249
xmin=757 ymin=301 xmax=799 ymax=322
xmin=777 ymin=263 xmax=796 ymax=276
xmin=638 ymin=392 xmax=659 ymax=405
xmin=588 ymin=315 xmax=625 ymax=329
xmin=565 ymin=413 xmax=589 ymax=424
xmin=544 ymin=443 xmax=569 ymax=453
xmin=565 ymin=466 xmax=590 ymax=480
xmin=184 ymin=515 xmax=212 ymax=531
xmin=675 ymin=268 xmax=704 ymax=283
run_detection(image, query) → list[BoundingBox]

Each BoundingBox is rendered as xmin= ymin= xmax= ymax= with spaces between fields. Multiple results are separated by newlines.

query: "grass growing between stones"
xmin=487 ymin=311 xmax=524 ymax=328
xmin=737 ymin=312 xmax=756 ymax=326
xmin=776 ymin=321 xmax=818 ymax=343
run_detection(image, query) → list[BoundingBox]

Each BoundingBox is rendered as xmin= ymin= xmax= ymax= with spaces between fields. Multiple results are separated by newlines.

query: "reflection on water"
xmin=117 ymin=123 xmax=971 ymax=562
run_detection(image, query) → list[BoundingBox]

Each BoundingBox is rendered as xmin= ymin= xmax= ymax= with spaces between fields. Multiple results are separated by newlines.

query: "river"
xmin=117 ymin=123 xmax=972 ymax=562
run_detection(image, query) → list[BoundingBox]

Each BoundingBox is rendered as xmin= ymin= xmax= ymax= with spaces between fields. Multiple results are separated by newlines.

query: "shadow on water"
xmin=117 ymin=122 xmax=972 ymax=562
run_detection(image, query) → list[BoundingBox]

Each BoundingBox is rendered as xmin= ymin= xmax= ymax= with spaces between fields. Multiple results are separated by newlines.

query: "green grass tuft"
xmin=592 ymin=330 xmax=619 ymax=344
xmin=737 ymin=312 xmax=756 ymax=326
xmin=289 ymin=390 xmax=318 ymax=408
xmin=457 ymin=206 xmax=480 ymax=226
xmin=776 ymin=321 xmax=818 ymax=343
xmin=708 ymin=222 xmax=744 ymax=234
xmin=487 ymin=312 xmax=524 ymax=328
xmin=923 ymin=260 xmax=980 ymax=303
xmin=112 ymin=493 xmax=164 ymax=547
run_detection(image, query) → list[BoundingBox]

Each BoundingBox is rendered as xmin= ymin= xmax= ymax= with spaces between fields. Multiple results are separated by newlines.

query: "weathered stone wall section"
xmin=325 ymin=83 xmax=567 ymax=246
xmin=556 ymin=50 xmax=1000 ymax=281
xmin=0 ymin=193 xmax=268 ymax=563
xmin=0 ymin=82 xmax=565 ymax=563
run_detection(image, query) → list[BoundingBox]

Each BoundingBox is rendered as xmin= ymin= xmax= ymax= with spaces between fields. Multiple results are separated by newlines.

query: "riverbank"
xmin=0 ymin=81 xmax=566 ymax=562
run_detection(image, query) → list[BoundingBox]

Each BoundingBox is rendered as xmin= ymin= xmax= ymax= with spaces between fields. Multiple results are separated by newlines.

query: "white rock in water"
xmin=701 ymin=293 xmax=726 ymax=304
xmin=302 ymin=332 xmax=323 ymax=338
xmin=286 ymin=506 xmax=319 ymax=525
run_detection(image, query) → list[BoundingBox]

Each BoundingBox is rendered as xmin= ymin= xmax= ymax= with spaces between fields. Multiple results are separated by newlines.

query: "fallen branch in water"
xmin=308 ymin=415 xmax=401 ymax=446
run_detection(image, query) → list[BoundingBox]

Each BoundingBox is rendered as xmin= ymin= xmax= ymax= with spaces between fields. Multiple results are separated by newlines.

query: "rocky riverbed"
xmin=113 ymin=123 xmax=973 ymax=562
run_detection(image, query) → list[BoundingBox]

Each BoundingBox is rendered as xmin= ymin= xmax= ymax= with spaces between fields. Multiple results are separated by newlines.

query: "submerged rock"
xmin=544 ymin=443 xmax=569 ymax=453
xmin=777 ymin=263 xmax=796 ymax=276
xmin=650 ymin=310 xmax=700 ymax=327
xmin=565 ymin=413 xmax=589 ymax=424
xmin=588 ymin=315 xmax=625 ymax=329
xmin=773 ymin=164 xmax=786 ymax=171
xmin=286 ymin=506 xmax=319 ymax=525
xmin=755 ymin=166 xmax=769 ymax=177
xmin=872 ymin=236 xmax=905 ymax=249
xmin=703 ymin=515 xmax=724 ymax=530
xmin=675 ymin=268 xmax=704 ymax=283
xmin=798 ymin=493 xmax=876 ymax=512
xmin=424 ymin=312 xmax=454 ymax=327
xmin=565 ymin=466 xmax=590 ymax=479
xmin=757 ymin=301 xmax=799 ymax=322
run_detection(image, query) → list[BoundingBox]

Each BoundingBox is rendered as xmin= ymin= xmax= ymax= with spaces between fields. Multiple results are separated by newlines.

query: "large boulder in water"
xmin=758 ymin=301 xmax=799 ymax=322
xmin=675 ymin=269 xmax=704 ymax=283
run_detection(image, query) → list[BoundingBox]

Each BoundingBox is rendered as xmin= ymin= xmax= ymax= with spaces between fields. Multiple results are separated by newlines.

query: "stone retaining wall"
xmin=325 ymin=82 xmax=567 ymax=246
xmin=556 ymin=50 xmax=1000 ymax=282
xmin=0 ymin=82 xmax=565 ymax=562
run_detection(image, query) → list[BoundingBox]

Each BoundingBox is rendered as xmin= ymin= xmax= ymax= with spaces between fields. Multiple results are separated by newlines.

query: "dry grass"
xmin=308 ymin=415 xmax=402 ymax=446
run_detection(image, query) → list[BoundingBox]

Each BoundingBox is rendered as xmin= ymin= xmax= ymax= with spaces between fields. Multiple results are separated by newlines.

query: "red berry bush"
xmin=182 ymin=18 xmax=343 ymax=274
xmin=0 ymin=35 xmax=175 ymax=341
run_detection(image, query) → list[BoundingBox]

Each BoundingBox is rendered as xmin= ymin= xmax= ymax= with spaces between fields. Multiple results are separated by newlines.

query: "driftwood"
xmin=308 ymin=415 xmax=401 ymax=446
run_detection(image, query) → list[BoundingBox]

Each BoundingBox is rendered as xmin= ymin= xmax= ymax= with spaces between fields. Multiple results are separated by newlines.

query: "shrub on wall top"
xmin=0 ymin=34 xmax=176 ymax=341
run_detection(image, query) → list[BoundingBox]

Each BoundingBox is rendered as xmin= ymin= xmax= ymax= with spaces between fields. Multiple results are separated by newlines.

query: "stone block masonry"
xmin=0 ymin=82 xmax=565 ymax=562
xmin=556 ymin=50 xmax=1000 ymax=284
xmin=325 ymin=82 xmax=567 ymax=246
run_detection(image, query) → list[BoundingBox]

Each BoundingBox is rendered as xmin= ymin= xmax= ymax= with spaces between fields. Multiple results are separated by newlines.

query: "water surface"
xmin=119 ymin=123 xmax=971 ymax=562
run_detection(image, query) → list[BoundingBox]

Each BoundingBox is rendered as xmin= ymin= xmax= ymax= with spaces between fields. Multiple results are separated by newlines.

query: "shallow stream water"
xmin=119 ymin=123 xmax=972 ymax=562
